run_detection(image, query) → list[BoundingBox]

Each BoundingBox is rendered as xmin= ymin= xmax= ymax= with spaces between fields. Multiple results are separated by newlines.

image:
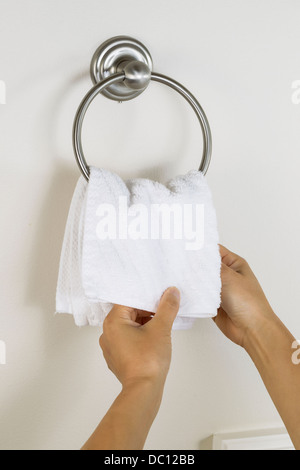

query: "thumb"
xmin=149 ymin=287 xmax=181 ymax=331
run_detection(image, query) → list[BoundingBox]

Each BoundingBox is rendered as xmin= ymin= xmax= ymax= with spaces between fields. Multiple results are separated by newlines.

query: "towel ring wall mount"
xmin=73 ymin=36 xmax=212 ymax=181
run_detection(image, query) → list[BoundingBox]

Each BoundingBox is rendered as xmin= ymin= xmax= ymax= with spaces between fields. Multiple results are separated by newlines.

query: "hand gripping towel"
xmin=56 ymin=167 xmax=221 ymax=330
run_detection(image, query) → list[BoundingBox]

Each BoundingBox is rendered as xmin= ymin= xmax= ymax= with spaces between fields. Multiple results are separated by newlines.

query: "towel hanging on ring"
xmin=56 ymin=167 xmax=221 ymax=330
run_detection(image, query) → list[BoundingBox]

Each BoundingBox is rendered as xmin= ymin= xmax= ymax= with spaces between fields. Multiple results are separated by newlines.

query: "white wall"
xmin=0 ymin=0 xmax=300 ymax=450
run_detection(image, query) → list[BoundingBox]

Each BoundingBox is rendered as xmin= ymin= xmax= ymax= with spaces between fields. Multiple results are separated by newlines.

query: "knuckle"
xmin=99 ymin=334 xmax=108 ymax=354
xmin=220 ymin=262 xmax=229 ymax=276
xmin=103 ymin=314 xmax=113 ymax=330
xmin=239 ymin=256 xmax=249 ymax=267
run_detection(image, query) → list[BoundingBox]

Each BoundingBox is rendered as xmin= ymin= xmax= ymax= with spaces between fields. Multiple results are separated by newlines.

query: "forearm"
xmin=244 ymin=311 xmax=300 ymax=449
xmin=82 ymin=378 xmax=165 ymax=450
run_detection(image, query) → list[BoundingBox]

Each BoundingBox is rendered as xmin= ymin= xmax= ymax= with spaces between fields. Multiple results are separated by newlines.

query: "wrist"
xmin=242 ymin=309 xmax=281 ymax=354
xmin=120 ymin=376 xmax=166 ymax=432
xmin=122 ymin=375 xmax=166 ymax=393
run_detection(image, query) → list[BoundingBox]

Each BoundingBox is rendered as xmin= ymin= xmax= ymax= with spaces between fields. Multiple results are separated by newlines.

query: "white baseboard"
xmin=212 ymin=427 xmax=294 ymax=450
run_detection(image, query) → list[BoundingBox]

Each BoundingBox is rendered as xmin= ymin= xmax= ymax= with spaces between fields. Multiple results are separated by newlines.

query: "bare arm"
xmin=82 ymin=287 xmax=180 ymax=450
xmin=244 ymin=313 xmax=300 ymax=448
xmin=214 ymin=245 xmax=300 ymax=449
xmin=82 ymin=378 xmax=164 ymax=450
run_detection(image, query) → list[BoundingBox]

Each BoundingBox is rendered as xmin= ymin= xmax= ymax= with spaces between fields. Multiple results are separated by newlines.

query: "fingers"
xmin=105 ymin=304 xmax=138 ymax=324
xmin=219 ymin=244 xmax=250 ymax=275
xmin=220 ymin=260 xmax=237 ymax=282
xmin=148 ymin=287 xmax=181 ymax=332
xmin=104 ymin=304 xmax=154 ymax=329
xmin=104 ymin=287 xmax=180 ymax=332
xmin=212 ymin=307 xmax=237 ymax=341
xmin=212 ymin=307 xmax=226 ymax=329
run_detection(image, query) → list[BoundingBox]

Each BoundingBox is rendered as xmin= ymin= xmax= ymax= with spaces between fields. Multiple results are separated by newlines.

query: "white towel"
xmin=56 ymin=167 xmax=221 ymax=330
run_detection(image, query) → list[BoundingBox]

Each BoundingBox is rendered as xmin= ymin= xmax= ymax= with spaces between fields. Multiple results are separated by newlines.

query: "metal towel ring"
xmin=73 ymin=36 xmax=212 ymax=181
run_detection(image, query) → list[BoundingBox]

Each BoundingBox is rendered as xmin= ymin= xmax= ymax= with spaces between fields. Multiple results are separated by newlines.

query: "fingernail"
xmin=167 ymin=287 xmax=180 ymax=299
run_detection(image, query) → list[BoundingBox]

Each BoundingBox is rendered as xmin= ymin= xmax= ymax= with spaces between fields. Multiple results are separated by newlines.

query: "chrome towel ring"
xmin=73 ymin=36 xmax=212 ymax=181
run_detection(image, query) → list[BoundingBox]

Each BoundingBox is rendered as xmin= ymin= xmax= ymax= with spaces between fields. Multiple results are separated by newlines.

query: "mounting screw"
xmin=123 ymin=61 xmax=151 ymax=91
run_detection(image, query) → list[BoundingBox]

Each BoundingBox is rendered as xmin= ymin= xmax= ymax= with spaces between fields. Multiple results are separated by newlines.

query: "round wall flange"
xmin=90 ymin=36 xmax=153 ymax=101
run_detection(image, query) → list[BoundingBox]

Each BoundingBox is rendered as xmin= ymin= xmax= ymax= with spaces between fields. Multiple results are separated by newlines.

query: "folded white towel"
xmin=56 ymin=167 xmax=221 ymax=330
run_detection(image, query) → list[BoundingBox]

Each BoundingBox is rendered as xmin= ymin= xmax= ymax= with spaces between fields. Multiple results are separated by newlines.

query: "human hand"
xmin=99 ymin=287 xmax=180 ymax=388
xmin=214 ymin=245 xmax=276 ymax=348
